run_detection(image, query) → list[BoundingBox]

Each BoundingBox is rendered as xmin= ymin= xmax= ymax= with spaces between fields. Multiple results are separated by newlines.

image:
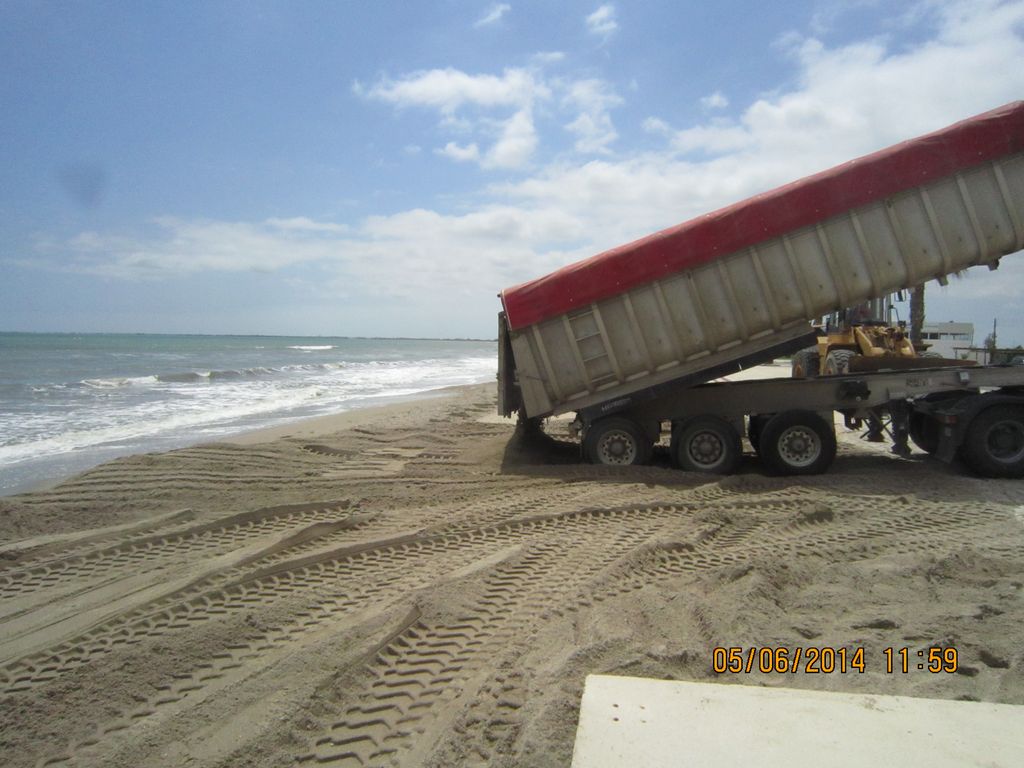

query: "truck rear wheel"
xmin=672 ymin=416 xmax=742 ymax=474
xmin=759 ymin=410 xmax=836 ymax=475
xmin=583 ymin=417 xmax=652 ymax=466
xmin=960 ymin=406 xmax=1024 ymax=478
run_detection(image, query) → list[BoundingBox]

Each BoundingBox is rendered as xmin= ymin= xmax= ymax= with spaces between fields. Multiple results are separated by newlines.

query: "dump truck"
xmin=497 ymin=101 xmax=1024 ymax=477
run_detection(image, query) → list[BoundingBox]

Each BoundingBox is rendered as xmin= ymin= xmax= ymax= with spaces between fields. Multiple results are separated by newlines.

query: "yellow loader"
xmin=791 ymin=295 xmax=965 ymax=378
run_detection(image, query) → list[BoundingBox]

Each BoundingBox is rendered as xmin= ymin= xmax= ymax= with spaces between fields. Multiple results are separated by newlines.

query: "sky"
xmin=2 ymin=0 xmax=1024 ymax=342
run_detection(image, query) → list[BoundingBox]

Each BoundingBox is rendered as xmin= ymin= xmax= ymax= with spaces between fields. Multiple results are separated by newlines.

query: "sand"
xmin=1 ymin=378 xmax=1022 ymax=767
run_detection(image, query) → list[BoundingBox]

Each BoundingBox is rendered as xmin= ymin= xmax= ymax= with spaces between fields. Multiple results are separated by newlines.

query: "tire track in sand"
xmin=31 ymin=504 xmax=695 ymax=767
xmin=292 ymin=504 xmax=744 ymax=767
xmin=0 ymin=502 xmax=355 ymax=602
xmin=401 ymin=495 xmax=1023 ymax=768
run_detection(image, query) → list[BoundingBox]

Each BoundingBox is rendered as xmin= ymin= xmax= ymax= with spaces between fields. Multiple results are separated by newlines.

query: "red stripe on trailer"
xmin=501 ymin=101 xmax=1024 ymax=331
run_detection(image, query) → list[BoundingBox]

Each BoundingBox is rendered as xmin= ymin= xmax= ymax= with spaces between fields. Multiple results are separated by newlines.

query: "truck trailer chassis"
xmin=569 ymin=363 xmax=1024 ymax=478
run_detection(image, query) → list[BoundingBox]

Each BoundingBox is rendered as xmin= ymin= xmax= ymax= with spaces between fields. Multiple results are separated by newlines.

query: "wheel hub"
xmin=777 ymin=427 xmax=821 ymax=467
xmin=599 ymin=431 xmax=636 ymax=464
xmin=690 ymin=432 xmax=724 ymax=466
xmin=987 ymin=421 xmax=1024 ymax=463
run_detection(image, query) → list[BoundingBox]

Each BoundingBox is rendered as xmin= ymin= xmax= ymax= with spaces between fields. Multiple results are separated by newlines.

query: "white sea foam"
xmin=0 ymin=383 xmax=327 ymax=465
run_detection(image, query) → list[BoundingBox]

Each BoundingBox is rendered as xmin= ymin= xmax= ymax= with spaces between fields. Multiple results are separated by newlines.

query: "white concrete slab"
xmin=571 ymin=675 xmax=1022 ymax=767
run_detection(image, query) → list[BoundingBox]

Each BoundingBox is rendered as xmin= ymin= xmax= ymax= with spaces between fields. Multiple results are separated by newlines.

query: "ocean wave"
xmin=208 ymin=366 xmax=279 ymax=380
xmin=74 ymin=356 xmax=495 ymax=392
xmin=157 ymin=371 xmax=208 ymax=383
xmin=82 ymin=367 xmax=289 ymax=388
xmin=157 ymin=367 xmax=288 ymax=383
xmin=289 ymin=345 xmax=335 ymax=351
xmin=83 ymin=375 xmax=159 ymax=389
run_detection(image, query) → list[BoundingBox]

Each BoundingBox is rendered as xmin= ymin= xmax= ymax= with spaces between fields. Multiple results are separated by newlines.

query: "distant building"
xmin=920 ymin=321 xmax=974 ymax=359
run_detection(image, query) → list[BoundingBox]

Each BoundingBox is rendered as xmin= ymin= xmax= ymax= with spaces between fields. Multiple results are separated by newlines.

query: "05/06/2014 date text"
xmin=712 ymin=646 xmax=959 ymax=674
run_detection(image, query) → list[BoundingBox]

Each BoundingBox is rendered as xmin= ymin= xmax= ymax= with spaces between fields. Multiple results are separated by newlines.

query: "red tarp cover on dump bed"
xmin=501 ymin=101 xmax=1024 ymax=331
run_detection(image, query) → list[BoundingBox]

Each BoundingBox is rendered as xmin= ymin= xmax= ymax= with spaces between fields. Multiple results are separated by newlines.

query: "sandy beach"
xmin=1 ymin=378 xmax=1023 ymax=767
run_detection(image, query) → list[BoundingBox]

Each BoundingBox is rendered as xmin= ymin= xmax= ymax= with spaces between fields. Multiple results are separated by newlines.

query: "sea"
xmin=0 ymin=332 xmax=497 ymax=497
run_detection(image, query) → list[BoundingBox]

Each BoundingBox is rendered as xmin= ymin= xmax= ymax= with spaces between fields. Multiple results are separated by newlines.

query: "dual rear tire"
xmin=671 ymin=410 xmax=835 ymax=475
xmin=583 ymin=410 xmax=837 ymax=476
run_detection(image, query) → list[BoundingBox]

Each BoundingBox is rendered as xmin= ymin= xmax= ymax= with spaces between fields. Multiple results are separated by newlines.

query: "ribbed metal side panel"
xmin=512 ymin=153 xmax=1024 ymax=418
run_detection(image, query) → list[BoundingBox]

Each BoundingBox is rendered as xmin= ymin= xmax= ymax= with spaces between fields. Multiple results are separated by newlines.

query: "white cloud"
xmin=433 ymin=112 xmax=540 ymax=170
xmin=362 ymin=63 xmax=623 ymax=167
xmin=642 ymin=117 xmax=671 ymax=135
xmin=35 ymin=205 xmax=588 ymax=311
xmin=671 ymin=121 xmax=751 ymax=155
xmin=484 ymin=109 xmax=538 ymax=168
xmin=531 ymin=51 xmax=566 ymax=65
xmin=361 ymin=66 xmax=549 ymax=169
xmin=700 ymin=91 xmax=729 ymax=110
xmin=53 ymin=218 xmax=341 ymax=279
xmin=646 ymin=0 xmax=1024 ymax=176
xmin=474 ymin=3 xmax=511 ymax=28
xmin=364 ymin=67 xmax=547 ymax=115
xmin=563 ymin=79 xmax=623 ymax=153
xmin=586 ymin=4 xmax=618 ymax=40
xmin=265 ymin=217 xmax=348 ymax=234
xmin=565 ymin=113 xmax=616 ymax=154
xmin=437 ymin=141 xmax=481 ymax=163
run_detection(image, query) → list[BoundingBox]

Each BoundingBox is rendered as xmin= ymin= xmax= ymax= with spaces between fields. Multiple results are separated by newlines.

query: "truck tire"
xmin=758 ymin=410 xmax=837 ymax=475
xmin=672 ymin=416 xmax=742 ymax=474
xmin=908 ymin=411 xmax=940 ymax=454
xmin=583 ymin=417 xmax=652 ymax=466
xmin=823 ymin=349 xmax=855 ymax=376
xmin=791 ymin=347 xmax=820 ymax=378
xmin=960 ymin=406 xmax=1024 ymax=478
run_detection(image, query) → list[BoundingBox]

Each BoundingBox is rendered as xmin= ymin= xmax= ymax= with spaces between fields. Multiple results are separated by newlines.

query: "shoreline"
xmin=224 ymin=381 xmax=495 ymax=446
xmin=0 ymin=380 xmax=495 ymax=500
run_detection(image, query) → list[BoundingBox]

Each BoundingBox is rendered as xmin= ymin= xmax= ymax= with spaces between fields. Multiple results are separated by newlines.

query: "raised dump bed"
xmin=499 ymin=101 xmax=1024 ymax=420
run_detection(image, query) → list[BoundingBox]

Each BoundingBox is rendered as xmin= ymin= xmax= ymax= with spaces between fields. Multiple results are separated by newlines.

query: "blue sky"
xmin=2 ymin=0 xmax=1024 ymax=342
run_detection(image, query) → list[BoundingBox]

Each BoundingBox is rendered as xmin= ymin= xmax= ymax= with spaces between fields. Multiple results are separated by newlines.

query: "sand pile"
xmin=0 ymin=382 xmax=1022 ymax=767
